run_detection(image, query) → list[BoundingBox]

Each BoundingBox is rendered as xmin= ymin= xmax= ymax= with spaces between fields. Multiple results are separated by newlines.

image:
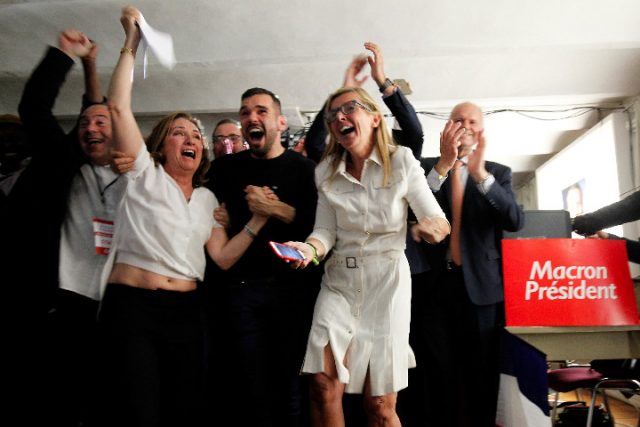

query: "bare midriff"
xmin=108 ymin=263 xmax=197 ymax=292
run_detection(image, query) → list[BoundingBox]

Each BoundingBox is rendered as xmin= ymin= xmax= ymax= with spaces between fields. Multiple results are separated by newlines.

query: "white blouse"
xmin=114 ymin=143 xmax=219 ymax=282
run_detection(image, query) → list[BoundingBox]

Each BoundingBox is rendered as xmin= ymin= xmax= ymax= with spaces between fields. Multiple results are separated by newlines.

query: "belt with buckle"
xmin=330 ymin=250 xmax=404 ymax=269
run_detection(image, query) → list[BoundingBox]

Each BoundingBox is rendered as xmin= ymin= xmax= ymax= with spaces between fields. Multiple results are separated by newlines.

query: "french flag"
xmin=495 ymin=330 xmax=551 ymax=427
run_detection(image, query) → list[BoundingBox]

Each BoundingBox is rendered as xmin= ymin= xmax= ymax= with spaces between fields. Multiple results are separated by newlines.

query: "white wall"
xmin=534 ymin=108 xmax=639 ymax=275
xmin=535 ymin=111 xmax=633 ymax=220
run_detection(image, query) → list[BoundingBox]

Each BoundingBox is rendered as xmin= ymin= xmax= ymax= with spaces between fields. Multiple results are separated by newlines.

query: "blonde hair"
xmin=322 ymin=87 xmax=397 ymax=187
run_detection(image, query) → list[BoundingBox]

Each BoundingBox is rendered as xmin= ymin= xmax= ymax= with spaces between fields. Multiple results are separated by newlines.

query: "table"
xmin=507 ymin=325 xmax=640 ymax=360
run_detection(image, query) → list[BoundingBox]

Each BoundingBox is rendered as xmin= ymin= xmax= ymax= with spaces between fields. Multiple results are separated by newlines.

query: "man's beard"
xmin=250 ymin=134 xmax=275 ymax=158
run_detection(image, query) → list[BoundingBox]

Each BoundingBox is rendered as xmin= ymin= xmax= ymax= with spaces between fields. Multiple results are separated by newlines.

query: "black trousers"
xmin=207 ymin=279 xmax=317 ymax=427
xmin=49 ymin=289 xmax=104 ymax=427
xmin=99 ymin=283 xmax=205 ymax=427
xmin=398 ymin=270 xmax=457 ymax=427
xmin=447 ymin=268 xmax=503 ymax=427
xmin=398 ymin=268 xmax=503 ymax=427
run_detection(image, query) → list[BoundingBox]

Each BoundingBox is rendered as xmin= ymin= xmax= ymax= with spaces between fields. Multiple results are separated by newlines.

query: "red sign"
xmin=502 ymin=238 xmax=639 ymax=326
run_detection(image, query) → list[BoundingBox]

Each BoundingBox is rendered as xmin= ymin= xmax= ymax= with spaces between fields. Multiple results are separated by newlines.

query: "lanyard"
xmin=91 ymin=165 xmax=120 ymax=205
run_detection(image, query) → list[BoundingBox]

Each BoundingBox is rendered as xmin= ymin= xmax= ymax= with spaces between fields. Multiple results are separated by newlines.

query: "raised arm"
xmin=18 ymin=29 xmax=91 ymax=160
xmin=57 ymin=29 xmax=92 ymax=63
xmin=81 ymin=40 xmax=103 ymax=105
xmin=365 ymin=41 xmax=394 ymax=97
xmin=366 ymin=41 xmax=424 ymax=159
xmin=305 ymin=53 xmax=370 ymax=163
xmin=107 ymin=6 xmax=144 ymax=157
xmin=306 ymin=42 xmax=423 ymax=162
xmin=343 ymin=54 xmax=369 ymax=88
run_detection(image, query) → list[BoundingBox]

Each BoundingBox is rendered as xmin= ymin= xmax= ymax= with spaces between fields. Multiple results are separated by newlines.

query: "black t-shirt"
xmin=206 ymin=149 xmax=320 ymax=285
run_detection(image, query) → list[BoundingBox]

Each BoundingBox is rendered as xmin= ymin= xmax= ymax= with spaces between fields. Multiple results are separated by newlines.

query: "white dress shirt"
xmin=112 ymin=143 xmax=220 ymax=285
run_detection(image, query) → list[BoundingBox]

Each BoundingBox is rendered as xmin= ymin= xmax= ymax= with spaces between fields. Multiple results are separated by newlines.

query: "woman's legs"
xmin=363 ymin=373 xmax=401 ymax=427
xmin=309 ymin=345 xmax=346 ymax=427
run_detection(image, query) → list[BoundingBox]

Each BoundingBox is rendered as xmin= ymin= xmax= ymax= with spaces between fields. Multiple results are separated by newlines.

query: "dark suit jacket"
xmin=573 ymin=190 xmax=640 ymax=236
xmin=420 ymin=157 xmax=524 ymax=306
xmin=1 ymin=47 xmax=92 ymax=314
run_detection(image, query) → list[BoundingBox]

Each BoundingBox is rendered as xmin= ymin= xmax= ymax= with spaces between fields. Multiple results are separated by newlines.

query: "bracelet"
xmin=243 ymin=224 xmax=257 ymax=239
xmin=305 ymin=242 xmax=320 ymax=266
xmin=120 ymin=47 xmax=135 ymax=57
xmin=379 ymin=78 xmax=394 ymax=93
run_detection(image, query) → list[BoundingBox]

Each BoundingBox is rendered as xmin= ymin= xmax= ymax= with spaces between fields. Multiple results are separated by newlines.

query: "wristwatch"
xmin=379 ymin=78 xmax=394 ymax=93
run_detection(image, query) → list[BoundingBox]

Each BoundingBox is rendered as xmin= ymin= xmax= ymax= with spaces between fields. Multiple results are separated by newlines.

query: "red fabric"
xmin=547 ymin=367 xmax=604 ymax=392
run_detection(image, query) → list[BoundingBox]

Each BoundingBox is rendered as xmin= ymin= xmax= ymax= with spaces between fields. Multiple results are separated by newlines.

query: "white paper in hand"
xmin=137 ymin=13 xmax=176 ymax=79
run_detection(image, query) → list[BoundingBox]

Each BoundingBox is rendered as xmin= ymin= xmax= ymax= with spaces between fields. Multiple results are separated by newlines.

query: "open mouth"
xmin=182 ymin=149 xmax=196 ymax=159
xmin=248 ymin=127 xmax=265 ymax=141
xmin=339 ymin=126 xmax=355 ymax=136
xmin=86 ymin=138 xmax=103 ymax=145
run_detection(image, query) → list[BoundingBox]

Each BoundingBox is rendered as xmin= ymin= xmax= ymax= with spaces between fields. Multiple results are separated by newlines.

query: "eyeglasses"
xmin=324 ymin=100 xmax=373 ymax=123
xmin=213 ymin=134 xmax=243 ymax=144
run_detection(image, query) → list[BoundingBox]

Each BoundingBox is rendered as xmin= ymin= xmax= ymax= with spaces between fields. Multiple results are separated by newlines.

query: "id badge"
xmin=93 ymin=217 xmax=114 ymax=255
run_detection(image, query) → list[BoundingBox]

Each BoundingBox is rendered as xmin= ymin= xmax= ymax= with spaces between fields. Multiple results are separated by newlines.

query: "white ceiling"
xmin=2 ymin=0 xmax=640 ymax=188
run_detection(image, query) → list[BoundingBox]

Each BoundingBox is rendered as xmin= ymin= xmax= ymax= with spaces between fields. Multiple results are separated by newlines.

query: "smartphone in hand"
xmin=269 ymin=241 xmax=305 ymax=262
